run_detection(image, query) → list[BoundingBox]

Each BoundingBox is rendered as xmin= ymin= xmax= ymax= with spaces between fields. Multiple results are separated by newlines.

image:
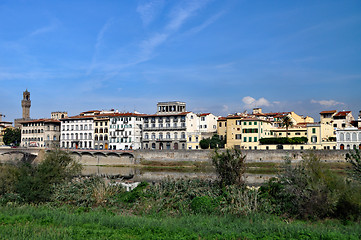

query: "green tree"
xmin=281 ymin=116 xmax=293 ymax=138
xmin=346 ymin=149 xmax=361 ymax=183
xmin=3 ymin=128 xmax=21 ymax=146
xmin=15 ymin=149 xmax=82 ymax=203
xmin=211 ymin=148 xmax=246 ymax=186
xmin=199 ymin=138 xmax=210 ymax=149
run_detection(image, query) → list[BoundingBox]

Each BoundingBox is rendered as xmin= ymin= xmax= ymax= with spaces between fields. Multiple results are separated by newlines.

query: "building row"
xmin=2 ymin=90 xmax=361 ymax=150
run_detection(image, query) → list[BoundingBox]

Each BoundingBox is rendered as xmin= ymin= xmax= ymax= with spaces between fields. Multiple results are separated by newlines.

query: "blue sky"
xmin=1 ymin=0 xmax=361 ymax=122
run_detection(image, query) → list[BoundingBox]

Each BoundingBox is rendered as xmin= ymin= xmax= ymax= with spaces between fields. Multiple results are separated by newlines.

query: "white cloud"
xmin=137 ymin=0 xmax=164 ymax=26
xmin=166 ymin=0 xmax=210 ymax=31
xmin=310 ymin=99 xmax=345 ymax=107
xmin=242 ymin=96 xmax=272 ymax=109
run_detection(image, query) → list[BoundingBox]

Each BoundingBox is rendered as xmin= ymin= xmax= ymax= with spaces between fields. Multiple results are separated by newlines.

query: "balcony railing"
xmin=142 ymin=126 xmax=186 ymax=131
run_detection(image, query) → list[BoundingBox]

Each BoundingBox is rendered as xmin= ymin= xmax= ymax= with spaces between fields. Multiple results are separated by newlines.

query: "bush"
xmin=190 ymin=196 xmax=219 ymax=214
xmin=211 ymin=148 xmax=246 ymax=187
xmin=2 ymin=149 xmax=83 ymax=203
xmin=260 ymin=152 xmax=347 ymax=219
xmin=259 ymin=137 xmax=307 ymax=145
xmin=199 ymin=139 xmax=210 ymax=149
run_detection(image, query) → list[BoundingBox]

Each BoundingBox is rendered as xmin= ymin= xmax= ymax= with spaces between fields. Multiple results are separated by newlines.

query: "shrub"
xmin=260 ymin=152 xmax=345 ymax=219
xmin=211 ymin=148 xmax=246 ymax=187
xmin=14 ymin=149 xmax=82 ymax=203
xmin=199 ymin=139 xmax=210 ymax=149
xmin=259 ymin=137 xmax=307 ymax=145
xmin=190 ymin=196 xmax=219 ymax=214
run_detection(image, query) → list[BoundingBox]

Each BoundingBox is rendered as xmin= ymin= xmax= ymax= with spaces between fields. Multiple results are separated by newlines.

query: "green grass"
xmin=0 ymin=205 xmax=360 ymax=239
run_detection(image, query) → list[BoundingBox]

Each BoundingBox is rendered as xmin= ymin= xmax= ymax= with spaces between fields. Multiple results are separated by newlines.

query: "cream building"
xmin=20 ymin=119 xmax=61 ymax=148
xmin=332 ymin=111 xmax=354 ymax=129
xmin=94 ymin=117 xmax=109 ymax=150
xmin=187 ymin=113 xmax=218 ymax=150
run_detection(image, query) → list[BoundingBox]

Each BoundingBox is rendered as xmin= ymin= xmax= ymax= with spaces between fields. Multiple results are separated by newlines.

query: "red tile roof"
xmin=20 ymin=118 xmax=60 ymax=123
xmin=320 ymin=110 xmax=337 ymax=114
xmin=198 ymin=113 xmax=211 ymax=117
xmin=334 ymin=111 xmax=351 ymax=117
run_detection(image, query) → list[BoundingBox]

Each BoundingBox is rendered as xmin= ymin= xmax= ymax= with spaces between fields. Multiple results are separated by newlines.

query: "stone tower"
xmin=21 ymin=90 xmax=31 ymax=120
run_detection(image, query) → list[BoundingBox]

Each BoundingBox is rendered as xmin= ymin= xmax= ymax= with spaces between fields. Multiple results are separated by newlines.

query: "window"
xmin=249 ymin=122 xmax=252 ymax=125
xmin=254 ymin=122 xmax=257 ymax=125
xmin=312 ymin=128 xmax=316 ymax=134
xmin=236 ymin=120 xmax=241 ymax=125
xmin=189 ymin=136 xmax=192 ymax=142
xmin=219 ymin=122 xmax=222 ymax=127
xmin=254 ymin=137 xmax=257 ymax=142
xmin=311 ymin=136 xmax=317 ymax=143
xmin=236 ymin=134 xmax=241 ymax=139
xmin=249 ymin=137 xmax=252 ymax=142
xmin=243 ymin=137 xmax=247 ymax=142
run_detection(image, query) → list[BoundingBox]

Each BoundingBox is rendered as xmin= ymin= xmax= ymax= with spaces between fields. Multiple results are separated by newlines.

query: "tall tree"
xmin=3 ymin=128 xmax=21 ymax=146
xmin=282 ymin=116 xmax=293 ymax=138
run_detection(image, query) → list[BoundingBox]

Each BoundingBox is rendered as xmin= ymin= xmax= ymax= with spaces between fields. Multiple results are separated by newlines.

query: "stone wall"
xmin=135 ymin=149 xmax=349 ymax=164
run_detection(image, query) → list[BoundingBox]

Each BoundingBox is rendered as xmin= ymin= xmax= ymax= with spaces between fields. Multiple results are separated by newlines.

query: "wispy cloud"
xmin=28 ymin=19 xmax=60 ymax=37
xmin=137 ymin=0 xmax=164 ymax=26
xmin=186 ymin=10 xmax=225 ymax=35
xmin=310 ymin=99 xmax=345 ymax=107
xmin=166 ymin=0 xmax=210 ymax=31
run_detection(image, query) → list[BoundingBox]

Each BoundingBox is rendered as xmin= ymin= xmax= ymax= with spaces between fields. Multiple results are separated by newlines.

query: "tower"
xmin=21 ymin=90 xmax=31 ymax=120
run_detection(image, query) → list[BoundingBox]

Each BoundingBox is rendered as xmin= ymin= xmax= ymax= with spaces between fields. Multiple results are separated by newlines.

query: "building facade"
xmin=60 ymin=115 xmax=94 ymax=149
xmin=108 ymin=113 xmax=143 ymax=150
xmin=20 ymin=119 xmax=61 ymax=148
xmin=336 ymin=128 xmax=361 ymax=150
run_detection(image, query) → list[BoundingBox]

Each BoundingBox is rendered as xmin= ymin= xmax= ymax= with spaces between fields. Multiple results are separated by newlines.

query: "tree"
xmin=211 ymin=148 xmax=246 ymax=186
xmin=199 ymin=138 xmax=210 ymax=149
xmin=3 ymin=128 xmax=21 ymax=146
xmin=15 ymin=149 xmax=82 ymax=203
xmin=346 ymin=149 xmax=361 ymax=183
xmin=281 ymin=116 xmax=293 ymax=138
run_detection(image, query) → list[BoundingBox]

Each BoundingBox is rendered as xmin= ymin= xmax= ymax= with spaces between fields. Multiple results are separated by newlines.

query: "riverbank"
xmin=1 ymin=205 xmax=360 ymax=240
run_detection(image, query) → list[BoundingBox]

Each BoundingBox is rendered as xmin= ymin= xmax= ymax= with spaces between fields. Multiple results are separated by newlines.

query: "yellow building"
xmin=224 ymin=116 xmax=273 ymax=150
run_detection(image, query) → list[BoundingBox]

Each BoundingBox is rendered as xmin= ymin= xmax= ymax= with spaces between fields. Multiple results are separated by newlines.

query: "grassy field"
xmin=0 ymin=205 xmax=360 ymax=240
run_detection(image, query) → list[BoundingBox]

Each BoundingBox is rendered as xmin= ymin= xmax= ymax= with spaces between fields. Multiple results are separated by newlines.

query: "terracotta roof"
xmin=20 ymin=118 xmax=60 ymax=124
xmin=198 ymin=113 xmax=211 ymax=117
xmin=334 ymin=111 xmax=351 ymax=117
xmin=217 ymin=117 xmax=227 ymax=121
xmin=320 ymin=110 xmax=337 ymax=114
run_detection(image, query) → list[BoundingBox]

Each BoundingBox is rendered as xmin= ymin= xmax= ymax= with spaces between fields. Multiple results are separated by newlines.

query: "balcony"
xmin=142 ymin=125 xmax=186 ymax=131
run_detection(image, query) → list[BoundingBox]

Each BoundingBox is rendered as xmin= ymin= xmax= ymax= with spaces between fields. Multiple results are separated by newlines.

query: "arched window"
xmin=80 ymin=133 xmax=83 ymax=140
xmin=62 ymin=134 xmax=65 ymax=140
xmin=89 ymin=133 xmax=92 ymax=140
xmin=53 ymin=135 xmax=56 ymax=141
xmin=346 ymin=133 xmax=351 ymax=141
xmin=99 ymin=135 xmax=103 ymax=141
xmin=152 ymin=143 xmax=156 ymax=149
xmin=174 ymin=132 xmax=178 ymax=139
xmin=104 ymin=135 xmax=108 ymax=141
xmin=166 ymin=132 xmax=170 ymax=139
xmin=159 ymin=133 xmax=163 ymax=139
xmin=47 ymin=135 xmax=50 ymax=140
xmin=71 ymin=133 xmax=74 ymax=140
xmin=84 ymin=133 xmax=87 ymax=140
xmin=340 ymin=133 xmax=344 ymax=141
xmin=95 ymin=128 xmax=98 ymax=133
xmin=151 ymin=133 xmax=156 ymax=139
xmin=95 ymin=135 xmax=98 ymax=141
xmin=181 ymin=132 xmax=186 ymax=139
xmin=104 ymin=128 xmax=108 ymax=133
xmin=145 ymin=133 xmax=149 ymax=139
xmin=100 ymin=128 xmax=103 ymax=133
xmin=352 ymin=133 xmax=357 ymax=141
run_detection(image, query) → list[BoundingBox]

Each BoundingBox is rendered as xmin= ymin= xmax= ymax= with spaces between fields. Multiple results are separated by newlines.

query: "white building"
xmin=187 ymin=113 xmax=218 ymax=149
xmin=142 ymin=101 xmax=196 ymax=150
xmin=108 ymin=113 xmax=143 ymax=150
xmin=336 ymin=127 xmax=361 ymax=150
xmin=60 ymin=115 xmax=94 ymax=149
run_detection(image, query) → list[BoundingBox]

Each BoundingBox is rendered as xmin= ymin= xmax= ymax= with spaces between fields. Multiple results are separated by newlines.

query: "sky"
xmin=1 ymin=0 xmax=361 ymax=123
